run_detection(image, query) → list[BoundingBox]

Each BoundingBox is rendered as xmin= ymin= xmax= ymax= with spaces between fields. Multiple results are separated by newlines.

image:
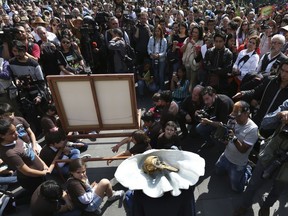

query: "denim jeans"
xmin=53 ymin=148 xmax=80 ymax=177
xmin=215 ymin=154 xmax=250 ymax=192
xmin=152 ymin=60 xmax=166 ymax=90
xmin=242 ymin=161 xmax=287 ymax=208
xmin=137 ymin=80 xmax=158 ymax=96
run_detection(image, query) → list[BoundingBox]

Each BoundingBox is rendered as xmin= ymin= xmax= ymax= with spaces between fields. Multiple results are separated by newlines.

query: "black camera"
xmin=0 ymin=27 xmax=17 ymax=44
xmin=195 ymin=109 xmax=211 ymax=121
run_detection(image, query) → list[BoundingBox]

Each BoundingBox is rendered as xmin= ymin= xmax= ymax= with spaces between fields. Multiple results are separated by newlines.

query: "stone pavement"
xmin=7 ymin=134 xmax=287 ymax=216
xmin=6 ymin=96 xmax=287 ymax=216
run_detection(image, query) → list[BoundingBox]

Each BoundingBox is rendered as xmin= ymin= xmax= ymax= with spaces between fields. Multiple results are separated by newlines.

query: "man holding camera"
xmin=195 ymin=86 xmax=234 ymax=149
xmin=234 ymin=99 xmax=288 ymax=216
xmin=215 ymin=101 xmax=258 ymax=192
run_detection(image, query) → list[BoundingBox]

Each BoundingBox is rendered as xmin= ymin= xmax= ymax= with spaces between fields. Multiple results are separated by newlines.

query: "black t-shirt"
xmin=157 ymin=134 xmax=180 ymax=149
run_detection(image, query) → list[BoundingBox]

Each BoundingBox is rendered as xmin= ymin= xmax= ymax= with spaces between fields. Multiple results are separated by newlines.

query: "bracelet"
xmin=232 ymin=136 xmax=238 ymax=143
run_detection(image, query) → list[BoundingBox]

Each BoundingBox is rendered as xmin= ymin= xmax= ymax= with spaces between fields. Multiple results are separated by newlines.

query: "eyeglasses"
xmin=62 ymin=41 xmax=71 ymax=44
xmin=271 ymin=41 xmax=282 ymax=45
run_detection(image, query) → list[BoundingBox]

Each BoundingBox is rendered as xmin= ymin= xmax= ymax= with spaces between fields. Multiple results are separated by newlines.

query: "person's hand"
xmin=277 ymin=111 xmax=288 ymax=124
xmin=33 ymin=146 xmax=40 ymax=155
xmin=232 ymin=92 xmax=243 ymax=100
xmin=200 ymin=118 xmax=211 ymax=125
xmin=111 ymin=144 xmax=120 ymax=153
xmin=185 ymin=114 xmax=192 ymax=122
xmin=63 ymin=147 xmax=71 ymax=156
xmin=107 ymin=159 xmax=114 ymax=165
xmin=172 ymin=75 xmax=178 ymax=82
xmin=34 ymin=96 xmax=42 ymax=104
xmin=250 ymin=99 xmax=258 ymax=107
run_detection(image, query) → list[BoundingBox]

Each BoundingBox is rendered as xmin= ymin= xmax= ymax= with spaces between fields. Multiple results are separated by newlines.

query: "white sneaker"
xmin=80 ymin=154 xmax=92 ymax=159
xmin=107 ymin=190 xmax=124 ymax=202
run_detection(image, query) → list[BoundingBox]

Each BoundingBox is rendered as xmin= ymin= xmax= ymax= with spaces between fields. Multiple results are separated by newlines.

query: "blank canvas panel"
xmin=94 ymin=80 xmax=133 ymax=125
xmin=57 ymin=81 xmax=99 ymax=126
xmin=47 ymin=74 xmax=138 ymax=132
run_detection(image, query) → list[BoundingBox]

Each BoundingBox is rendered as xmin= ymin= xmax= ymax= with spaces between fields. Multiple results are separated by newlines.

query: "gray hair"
xmin=271 ymin=34 xmax=285 ymax=45
xmin=36 ymin=26 xmax=46 ymax=34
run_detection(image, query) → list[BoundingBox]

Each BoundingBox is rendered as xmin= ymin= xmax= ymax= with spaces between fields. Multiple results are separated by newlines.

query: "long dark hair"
xmin=69 ymin=158 xmax=86 ymax=173
xmin=132 ymin=130 xmax=150 ymax=145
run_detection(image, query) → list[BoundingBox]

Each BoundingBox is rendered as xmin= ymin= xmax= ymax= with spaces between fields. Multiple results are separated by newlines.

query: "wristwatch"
xmin=232 ymin=136 xmax=238 ymax=143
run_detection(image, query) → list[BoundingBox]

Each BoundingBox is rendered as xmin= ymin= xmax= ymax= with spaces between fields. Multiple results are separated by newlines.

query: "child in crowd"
xmin=66 ymin=159 xmax=124 ymax=215
xmin=0 ymin=118 xmax=48 ymax=194
xmin=157 ymin=121 xmax=181 ymax=150
xmin=108 ymin=130 xmax=151 ymax=165
xmin=170 ymin=66 xmax=190 ymax=105
xmin=39 ymin=130 xmax=82 ymax=179
xmin=30 ymin=180 xmax=79 ymax=216
xmin=0 ymin=103 xmax=42 ymax=154
xmin=148 ymin=92 xmax=162 ymax=121
xmin=136 ymin=59 xmax=158 ymax=98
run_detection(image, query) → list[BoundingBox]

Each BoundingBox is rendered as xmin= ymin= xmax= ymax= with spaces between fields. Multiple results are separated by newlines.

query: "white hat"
xmin=115 ymin=149 xmax=205 ymax=198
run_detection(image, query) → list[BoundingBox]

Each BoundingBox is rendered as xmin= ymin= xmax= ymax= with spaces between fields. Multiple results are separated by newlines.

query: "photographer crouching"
xmin=234 ymin=99 xmax=288 ymax=216
xmin=215 ymin=101 xmax=258 ymax=193
xmin=195 ymin=86 xmax=234 ymax=149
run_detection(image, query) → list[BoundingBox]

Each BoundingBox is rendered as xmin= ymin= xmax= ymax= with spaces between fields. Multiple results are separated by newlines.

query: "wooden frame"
xmin=47 ymin=74 xmax=139 ymax=132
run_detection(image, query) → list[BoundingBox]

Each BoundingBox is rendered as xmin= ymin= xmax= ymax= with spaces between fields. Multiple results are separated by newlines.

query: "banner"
xmin=260 ymin=6 xmax=275 ymax=18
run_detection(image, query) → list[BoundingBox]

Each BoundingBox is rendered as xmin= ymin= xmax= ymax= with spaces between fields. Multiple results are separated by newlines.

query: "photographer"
xmin=215 ymin=101 xmax=258 ymax=192
xmin=8 ymin=40 xmax=47 ymax=136
xmin=234 ymin=99 xmax=288 ymax=216
xmin=195 ymin=86 xmax=234 ymax=149
xmin=132 ymin=12 xmax=153 ymax=66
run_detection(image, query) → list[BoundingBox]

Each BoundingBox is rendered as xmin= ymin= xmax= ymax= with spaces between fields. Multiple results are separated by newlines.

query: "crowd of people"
xmin=0 ymin=0 xmax=288 ymax=215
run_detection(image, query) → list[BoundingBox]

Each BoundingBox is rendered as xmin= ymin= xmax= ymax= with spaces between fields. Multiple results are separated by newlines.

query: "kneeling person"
xmin=215 ymin=101 xmax=258 ymax=192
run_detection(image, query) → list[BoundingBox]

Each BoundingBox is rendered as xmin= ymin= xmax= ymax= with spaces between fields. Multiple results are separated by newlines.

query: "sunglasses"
xmin=62 ymin=41 xmax=71 ymax=44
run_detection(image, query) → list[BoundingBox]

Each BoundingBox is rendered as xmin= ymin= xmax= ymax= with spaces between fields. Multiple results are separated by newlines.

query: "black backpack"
xmin=123 ymin=42 xmax=136 ymax=72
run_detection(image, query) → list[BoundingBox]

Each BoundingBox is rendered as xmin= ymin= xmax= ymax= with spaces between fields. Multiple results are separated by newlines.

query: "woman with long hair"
xmin=57 ymin=35 xmax=85 ymax=75
xmin=231 ymin=35 xmax=260 ymax=91
xmin=147 ymin=24 xmax=168 ymax=91
xmin=181 ymin=25 xmax=203 ymax=89
xmin=236 ymin=20 xmax=249 ymax=47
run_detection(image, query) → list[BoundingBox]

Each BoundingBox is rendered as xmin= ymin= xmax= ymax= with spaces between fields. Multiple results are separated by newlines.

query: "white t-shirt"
xmin=224 ymin=118 xmax=258 ymax=166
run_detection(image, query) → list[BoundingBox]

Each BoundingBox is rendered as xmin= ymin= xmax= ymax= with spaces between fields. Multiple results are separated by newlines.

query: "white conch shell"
xmin=115 ymin=149 xmax=205 ymax=198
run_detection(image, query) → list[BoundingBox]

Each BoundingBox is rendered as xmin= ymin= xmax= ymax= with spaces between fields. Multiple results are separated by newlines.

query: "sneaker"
xmin=107 ymin=190 xmax=124 ymax=202
xmin=88 ymin=131 xmax=97 ymax=142
xmin=80 ymin=154 xmax=92 ymax=159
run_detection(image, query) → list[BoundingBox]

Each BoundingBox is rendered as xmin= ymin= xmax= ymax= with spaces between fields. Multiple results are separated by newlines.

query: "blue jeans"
xmin=242 ymin=161 xmax=287 ymax=208
xmin=215 ymin=154 xmax=250 ymax=192
xmin=137 ymin=80 xmax=158 ymax=96
xmin=152 ymin=60 xmax=166 ymax=90
xmin=53 ymin=148 xmax=80 ymax=177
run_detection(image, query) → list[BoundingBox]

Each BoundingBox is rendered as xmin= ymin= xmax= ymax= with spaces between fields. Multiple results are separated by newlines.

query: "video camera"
xmin=213 ymin=116 xmax=236 ymax=142
xmin=0 ymin=27 xmax=18 ymax=44
xmin=195 ymin=106 xmax=214 ymax=121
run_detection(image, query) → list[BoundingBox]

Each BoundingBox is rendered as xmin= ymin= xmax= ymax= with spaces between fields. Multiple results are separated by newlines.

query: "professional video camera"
xmin=0 ymin=27 xmax=17 ymax=44
xmin=95 ymin=12 xmax=110 ymax=26
xmin=213 ymin=116 xmax=236 ymax=142
xmin=195 ymin=106 xmax=214 ymax=121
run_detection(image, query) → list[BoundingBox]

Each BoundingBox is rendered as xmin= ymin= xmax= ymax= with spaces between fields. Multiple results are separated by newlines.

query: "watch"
xmin=232 ymin=136 xmax=238 ymax=143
